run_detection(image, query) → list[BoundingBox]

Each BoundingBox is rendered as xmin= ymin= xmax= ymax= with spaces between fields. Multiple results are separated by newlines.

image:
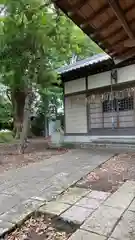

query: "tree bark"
xmin=11 ymin=89 xmax=26 ymax=139
xmin=18 ymin=92 xmax=33 ymax=154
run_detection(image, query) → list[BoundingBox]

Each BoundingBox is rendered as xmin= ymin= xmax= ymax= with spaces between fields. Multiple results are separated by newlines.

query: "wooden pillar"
xmin=63 ymin=82 xmax=66 ymax=134
xmin=133 ymin=89 xmax=135 ymax=127
xmin=101 ymin=96 xmax=104 ymax=129
xmin=86 ymin=76 xmax=90 ymax=133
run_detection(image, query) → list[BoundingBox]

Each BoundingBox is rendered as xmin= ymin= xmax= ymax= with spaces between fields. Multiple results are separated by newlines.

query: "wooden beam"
xmin=110 ymin=41 xmax=135 ymax=57
xmin=55 ymin=0 xmax=89 ymax=11
xmin=68 ymin=0 xmax=89 ymax=12
xmin=115 ymin=48 xmax=135 ymax=60
xmin=81 ymin=3 xmax=109 ymax=24
xmin=103 ymin=19 xmax=135 ymax=41
xmin=96 ymin=3 xmax=135 ymax=33
xmin=108 ymin=0 xmax=134 ymax=39
xmin=71 ymin=0 xmax=89 ymax=11
xmin=107 ymin=36 xmax=128 ymax=54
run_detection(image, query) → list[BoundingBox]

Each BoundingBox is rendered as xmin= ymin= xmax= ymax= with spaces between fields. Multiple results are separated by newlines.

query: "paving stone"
xmin=60 ymin=205 xmax=94 ymax=225
xmin=58 ymin=187 xmax=90 ymax=204
xmin=87 ymin=190 xmax=110 ymax=201
xmin=128 ymin=199 xmax=135 ymax=212
xmin=0 ymin=199 xmax=44 ymax=225
xmin=0 ymin=220 xmax=14 ymax=236
xmin=76 ymin=197 xmax=103 ymax=209
xmin=104 ymin=181 xmax=135 ymax=209
xmin=81 ymin=205 xmax=124 ymax=237
xmin=110 ymin=210 xmax=135 ymax=240
xmin=0 ymin=149 xmax=114 ymax=237
xmin=68 ymin=229 xmax=106 ymax=240
xmin=39 ymin=201 xmax=70 ymax=216
xmin=0 ymin=194 xmax=24 ymax=215
xmin=108 ymin=239 xmax=116 ymax=240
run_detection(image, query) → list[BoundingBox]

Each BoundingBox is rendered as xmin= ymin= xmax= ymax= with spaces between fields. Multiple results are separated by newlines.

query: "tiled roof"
xmin=57 ymin=53 xmax=111 ymax=74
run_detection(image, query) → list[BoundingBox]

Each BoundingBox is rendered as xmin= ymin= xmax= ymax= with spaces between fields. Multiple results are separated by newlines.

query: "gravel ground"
xmin=5 ymin=214 xmax=77 ymax=240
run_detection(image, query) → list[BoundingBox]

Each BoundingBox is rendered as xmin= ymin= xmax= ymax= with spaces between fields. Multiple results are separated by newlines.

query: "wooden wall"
xmin=65 ymin=94 xmax=87 ymax=134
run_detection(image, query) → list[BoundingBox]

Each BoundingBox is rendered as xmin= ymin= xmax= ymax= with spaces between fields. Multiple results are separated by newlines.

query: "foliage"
xmin=38 ymin=86 xmax=63 ymax=116
xmin=0 ymin=92 xmax=13 ymax=129
xmin=0 ymin=0 xmax=58 ymax=91
xmin=54 ymin=24 xmax=102 ymax=67
xmin=0 ymin=101 xmax=12 ymax=125
xmin=0 ymin=0 xmax=101 ymax=90
xmin=0 ymin=0 xmax=101 ymax=148
xmin=0 ymin=131 xmax=14 ymax=143
xmin=31 ymin=86 xmax=63 ymax=135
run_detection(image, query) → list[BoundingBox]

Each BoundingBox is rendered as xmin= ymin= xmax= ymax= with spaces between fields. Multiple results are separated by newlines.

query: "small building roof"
xmin=57 ymin=53 xmax=111 ymax=74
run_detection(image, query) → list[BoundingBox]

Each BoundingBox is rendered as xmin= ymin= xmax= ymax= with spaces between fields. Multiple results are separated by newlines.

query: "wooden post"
xmin=133 ymin=89 xmax=135 ymax=126
xmin=86 ymin=76 xmax=90 ymax=133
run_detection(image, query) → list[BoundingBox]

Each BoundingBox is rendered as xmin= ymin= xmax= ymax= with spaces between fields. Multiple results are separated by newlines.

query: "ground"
xmin=1 ymin=143 xmax=135 ymax=239
xmin=6 ymin=213 xmax=78 ymax=240
xmin=76 ymin=152 xmax=135 ymax=193
xmin=0 ymin=138 xmax=66 ymax=173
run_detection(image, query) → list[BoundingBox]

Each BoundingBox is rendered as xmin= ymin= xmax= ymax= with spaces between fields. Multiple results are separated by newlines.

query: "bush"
xmin=0 ymin=130 xmax=14 ymax=143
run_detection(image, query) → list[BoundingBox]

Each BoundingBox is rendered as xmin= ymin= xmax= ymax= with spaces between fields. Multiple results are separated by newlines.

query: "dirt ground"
xmin=0 ymin=138 xmax=67 ymax=173
xmin=6 ymin=214 xmax=77 ymax=240
xmin=76 ymin=152 xmax=135 ymax=193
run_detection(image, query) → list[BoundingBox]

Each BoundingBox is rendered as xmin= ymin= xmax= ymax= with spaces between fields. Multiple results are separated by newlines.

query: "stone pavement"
xmin=38 ymin=181 xmax=135 ymax=240
xmin=0 ymin=149 xmax=114 ymax=236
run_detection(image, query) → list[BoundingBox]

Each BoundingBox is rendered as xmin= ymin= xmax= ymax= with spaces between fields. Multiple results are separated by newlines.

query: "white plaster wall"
xmin=88 ymin=71 xmax=111 ymax=89
xmin=64 ymin=64 xmax=135 ymax=95
xmin=64 ymin=78 xmax=85 ymax=94
xmin=65 ymin=94 xmax=87 ymax=133
xmin=118 ymin=64 xmax=135 ymax=83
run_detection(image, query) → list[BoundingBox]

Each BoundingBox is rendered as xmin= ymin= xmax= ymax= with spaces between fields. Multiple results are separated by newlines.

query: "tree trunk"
xmin=11 ymin=89 xmax=26 ymax=139
xmin=18 ymin=92 xmax=33 ymax=154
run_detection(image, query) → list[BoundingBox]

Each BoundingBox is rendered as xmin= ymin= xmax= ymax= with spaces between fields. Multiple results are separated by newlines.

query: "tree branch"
xmin=6 ymin=89 xmax=11 ymax=102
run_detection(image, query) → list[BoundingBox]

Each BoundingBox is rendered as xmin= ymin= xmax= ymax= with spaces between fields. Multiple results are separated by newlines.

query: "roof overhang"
xmin=55 ymin=0 xmax=135 ymax=61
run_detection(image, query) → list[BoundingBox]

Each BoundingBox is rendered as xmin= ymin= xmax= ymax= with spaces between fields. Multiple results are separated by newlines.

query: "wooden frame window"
xmin=103 ymin=97 xmax=133 ymax=112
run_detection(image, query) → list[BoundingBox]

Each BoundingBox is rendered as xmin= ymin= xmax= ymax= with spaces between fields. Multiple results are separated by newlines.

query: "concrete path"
xmin=0 ymin=149 xmax=114 ymax=236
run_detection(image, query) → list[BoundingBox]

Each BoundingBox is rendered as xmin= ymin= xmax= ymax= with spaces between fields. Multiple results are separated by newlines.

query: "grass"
xmin=0 ymin=131 xmax=14 ymax=143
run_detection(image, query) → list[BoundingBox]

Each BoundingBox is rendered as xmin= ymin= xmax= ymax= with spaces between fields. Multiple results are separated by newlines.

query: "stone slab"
xmin=60 ymin=205 xmax=94 ymax=225
xmin=58 ymin=187 xmax=90 ymax=205
xmin=75 ymin=197 xmax=103 ymax=209
xmin=82 ymin=205 xmax=124 ymax=237
xmin=111 ymin=210 xmax=135 ymax=240
xmin=76 ymin=197 xmax=103 ymax=209
xmin=36 ymin=185 xmax=63 ymax=201
xmin=0 ymin=220 xmax=14 ymax=236
xmin=0 ymin=199 xmax=44 ymax=225
xmin=0 ymin=194 xmax=24 ymax=215
xmin=87 ymin=191 xmax=110 ymax=201
xmin=68 ymin=229 xmax=106 ymax=240
xmin=104 ymin=181 xmax=135 ymax=209
xmin=39 ymin=201 xmax=70 ymax=216
xmin=128 ymin=199 xmax=135 ymax=212
xmin=0 ymin=149 xmax=114 ymax=237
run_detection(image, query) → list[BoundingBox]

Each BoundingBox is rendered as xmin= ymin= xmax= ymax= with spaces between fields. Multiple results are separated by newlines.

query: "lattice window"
xmin=118 ymin=97 xmax=133 ymax=111
xmin=103 ymin=99 xmax=117 ymax=112
xmin=103 ymin=97 xmax=133 ymax=112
